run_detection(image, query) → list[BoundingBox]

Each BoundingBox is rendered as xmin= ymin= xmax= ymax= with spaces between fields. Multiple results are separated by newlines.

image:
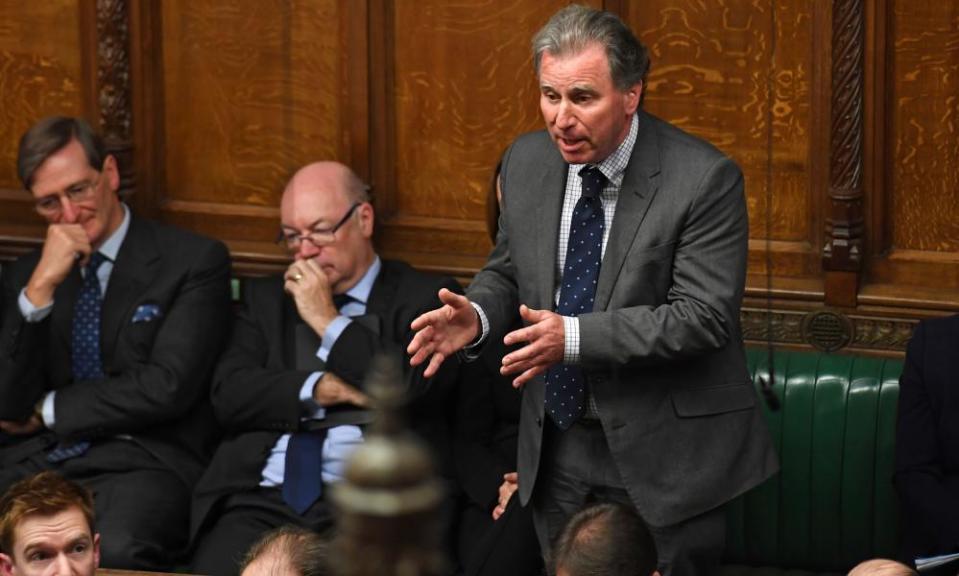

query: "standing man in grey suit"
xmin=0 ymin=116 xmax=231 ymax=570
xmin=409 ymin=6 xmax=777 ymax=575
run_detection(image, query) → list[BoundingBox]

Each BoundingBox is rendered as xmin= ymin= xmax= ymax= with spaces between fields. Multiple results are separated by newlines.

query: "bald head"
xmin=279 ymin=161 xmax=376 ymax=295
xmin=282 ymin=162 xmax=369 ymax=209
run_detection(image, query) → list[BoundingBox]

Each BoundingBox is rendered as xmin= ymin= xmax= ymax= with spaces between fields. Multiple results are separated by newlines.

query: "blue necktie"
xmin=282 ymin=292 xmax=355 ymax=514
xmin=72 ymin=252 xmax=107 ymax=381
xmin=544 ymin=166 xmax=606 ymax=430
xmin=48 ymin=252 xmax=107 ymax=463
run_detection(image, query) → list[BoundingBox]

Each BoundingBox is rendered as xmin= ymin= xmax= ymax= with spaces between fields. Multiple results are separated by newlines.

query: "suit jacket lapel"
xmin=365 ymin=261 xmax=395 ymax=320
xmin=101 ymin=216 xmax=161 ymax=357
xmin=535 ymin=157 xmax=567 ymax=311
xmin=595 ymin=111 xmax=662 ymax=310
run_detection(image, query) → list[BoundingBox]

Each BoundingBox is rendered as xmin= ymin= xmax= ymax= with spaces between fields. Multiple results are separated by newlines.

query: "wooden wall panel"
xmin=626 ymin=1 xmax=824 ymax=291
xmin=0 ymin=1 xmax=955 ymax=351
xmin=372 ymin=0 xmax=600 ymax=275
xmin=860 ymin=2 xmax=959 ymax=309
xmin=142 ymin=0 xmax=359 ymax=272
xmin=0 ymin=0 xmax=85 ymax=254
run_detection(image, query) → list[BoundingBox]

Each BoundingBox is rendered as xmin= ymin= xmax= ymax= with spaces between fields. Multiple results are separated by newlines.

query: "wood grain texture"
xmin=159 ymin=0 xmax=347 ymax=213
xmin=889 ymin=3 xmax=959 ymax=254
xmin=626 ymin=0 xmax=820 ymax=279
xmin=375 ymin=0 xmax=597 ymax=268
xmin=0 ymin=0 xmax=83 ymax=191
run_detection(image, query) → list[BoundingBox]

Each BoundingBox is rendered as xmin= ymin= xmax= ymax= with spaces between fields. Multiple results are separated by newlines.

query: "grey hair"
xmin=17 ymin=116 xmax=107 ymax=190
xmin=532 ymin=5 xmax=650 ymax=92
xmin=344 ymin=170 xmax=372 ymax=204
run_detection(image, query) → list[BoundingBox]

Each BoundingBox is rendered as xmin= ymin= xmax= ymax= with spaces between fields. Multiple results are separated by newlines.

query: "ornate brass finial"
xmin=331 ymin=353 xmax=447 ymax=576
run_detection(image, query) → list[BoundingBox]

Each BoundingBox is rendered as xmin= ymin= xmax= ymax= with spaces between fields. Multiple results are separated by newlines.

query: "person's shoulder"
xmin=237 ymin=273 xmax=285 ymax=303
xmin=510 ymin=129 xmax=552 ymax=150
xmin=134 ymin=216 xmax=229 ymax=262
xmin=138 ymin=216 xmax=224 ymax=248
xmin=915 ymin=314 xmax=959 ymax=339
xmin=380 ymin=259 xmax=460 ymax=293
xmin=2 ymin=249 xmax=42 ymax=288
xmin=640 ymin=110 xmax=731 ymax=164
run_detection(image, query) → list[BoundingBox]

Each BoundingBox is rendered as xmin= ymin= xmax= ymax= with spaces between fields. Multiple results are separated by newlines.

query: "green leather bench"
xmin=721 ymin=349 xmax=903 ymax=576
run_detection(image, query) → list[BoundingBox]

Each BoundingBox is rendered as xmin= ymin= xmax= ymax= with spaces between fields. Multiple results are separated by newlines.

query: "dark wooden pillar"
xmin=824 ymin=0 xmax=866 ymax=307
xmin=93 ymin=0 xmax=135 ymax=198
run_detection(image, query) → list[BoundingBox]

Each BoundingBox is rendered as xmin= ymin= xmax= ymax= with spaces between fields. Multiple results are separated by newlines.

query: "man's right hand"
xmin=24 ymin=224 xmax=91 ymax=308
xmin=408 ymin=288 xmax=480 ymax=378
xmin=312 ymin=372 xmax=370 ymax=408
xmin=492 ymin=471 xmax=519 ymax=520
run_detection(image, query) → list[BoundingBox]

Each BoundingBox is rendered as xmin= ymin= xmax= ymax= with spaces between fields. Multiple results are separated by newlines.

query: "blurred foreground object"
xmin=331 ymin=354 xmax=447 ymax=576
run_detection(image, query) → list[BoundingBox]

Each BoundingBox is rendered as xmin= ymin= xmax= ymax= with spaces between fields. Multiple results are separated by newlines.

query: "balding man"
xmin=189 ymin=162 xmax=460 ymax=576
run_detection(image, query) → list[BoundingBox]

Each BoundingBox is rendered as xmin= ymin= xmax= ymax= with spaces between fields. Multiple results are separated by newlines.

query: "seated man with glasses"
xmin=189 ymin=161 xmax=461 ymax=576
xmin=0 ymin=117 xmax=232 ymax=569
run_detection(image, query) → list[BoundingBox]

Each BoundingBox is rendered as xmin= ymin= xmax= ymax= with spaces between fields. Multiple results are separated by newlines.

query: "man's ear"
xmin=101 ymin=155 xmax=120 ymax=194
xmin=92 ymin=533 xmax=100 ymax=568
xmin=358 ymin=202 xmax=375 ymax=238
xmin=624 ymin=81 xmax=643 ymax=115
xmin=0 ymin=551 xmax=16 ymax=576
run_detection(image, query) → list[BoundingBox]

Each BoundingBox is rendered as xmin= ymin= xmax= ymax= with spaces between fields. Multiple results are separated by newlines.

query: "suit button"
xmin=535 ymin=417 xmax=542 ymax=427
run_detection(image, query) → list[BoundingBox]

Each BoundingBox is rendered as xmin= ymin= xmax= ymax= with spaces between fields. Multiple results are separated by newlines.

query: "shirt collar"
xmin=343 ymin=255 xmax=381 ymax=305
xmin=97 ymin=203 xmax=131 ymax=262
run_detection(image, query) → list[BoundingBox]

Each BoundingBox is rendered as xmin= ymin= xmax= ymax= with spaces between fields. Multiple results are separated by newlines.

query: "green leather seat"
xmin=721 ymin=349 xmax=903 ymax=576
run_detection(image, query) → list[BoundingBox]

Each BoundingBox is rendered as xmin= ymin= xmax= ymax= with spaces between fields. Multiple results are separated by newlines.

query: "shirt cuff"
xmin=562 ymin=315 xmax=579 ymax=364
xmin=318 ymin=316 xmax=352 ymax=363
xmin=18 ymin=289 xmax=53 ymax=323
xmin=461 ymin=302 xmax=490 ymax=361
xmin=41 ymin=391 xmax=56 ymax=428
xmin=300 ymin=373 xmax=327 ymax=419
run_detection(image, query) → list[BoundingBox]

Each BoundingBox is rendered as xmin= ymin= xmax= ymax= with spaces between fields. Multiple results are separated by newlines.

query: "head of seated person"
xmin=0 ymin=472 xmax=99 ymax=576
xmin=240 ymin=525 xmax=330 ymax=576
xmin=848 ymin=558 xmax=917 ymax=576
xmin=553 ymin=501 xmax=659 ymax=576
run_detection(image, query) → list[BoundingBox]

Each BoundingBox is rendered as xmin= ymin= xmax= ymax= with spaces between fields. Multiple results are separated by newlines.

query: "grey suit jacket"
xmin=467 ymin=110 xmax=778 ymax=527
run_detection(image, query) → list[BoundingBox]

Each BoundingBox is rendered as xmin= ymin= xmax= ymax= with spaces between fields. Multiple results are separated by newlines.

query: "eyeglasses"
xmin=33 ymin=177 xmax=100 ymax=216
xmin=277 ymin=202 xmax=361 ymax=249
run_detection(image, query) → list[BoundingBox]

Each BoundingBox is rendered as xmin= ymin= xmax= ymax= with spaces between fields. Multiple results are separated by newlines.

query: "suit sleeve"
xmin=894 ymin=321 xmax=959 ymax=552
xmin=325 ymin=275 xmax=463 ymax=399
xmin=466 ymin=146 xmax=520 ymax=338
xmin=0 ymin=259 xmax=49 ymax=420
xmin=51 ymin=240 xmax=232 ymax=438
xmin=577 ymin=155 xmax=747 ymax=367
xmin=211 ymin=279 xmax=307 ymax=434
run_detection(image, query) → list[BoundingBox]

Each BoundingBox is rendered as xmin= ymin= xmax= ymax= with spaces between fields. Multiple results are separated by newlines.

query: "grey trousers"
xmin=531 ymin=419 xmax=726 ymax=576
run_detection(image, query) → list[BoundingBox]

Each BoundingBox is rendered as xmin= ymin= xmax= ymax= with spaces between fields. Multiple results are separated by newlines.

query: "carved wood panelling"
xmin=823 ymin=0 xmax=866 ymax=304
xmin=627 ymin=1 xmax=824 ymax=287
xmin=742 ymin=306 xmax=918 ymax=355
xmin=371 ymin=0 xmax=591 ymax=272
xmin=0 ymin=0 xmax=85 ymax=257
xmin=140 ymin=0 xmax=356 ymax=273
xmin=0 ymin=1 xmax=955 ymax=326
xmin=856 ymin=1 xmax=959 ymax=309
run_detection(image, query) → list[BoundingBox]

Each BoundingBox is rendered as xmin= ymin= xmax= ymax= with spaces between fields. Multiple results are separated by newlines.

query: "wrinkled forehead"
xmin=12 ymin=507 xmax=92 ymax=555
xmin=280 ymin=180 xmax=352 ymax=229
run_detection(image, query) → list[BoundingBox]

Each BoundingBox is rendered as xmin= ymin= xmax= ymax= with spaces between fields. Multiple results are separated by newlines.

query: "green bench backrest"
xmin=724 ymin=349 xmax=903 ymax=572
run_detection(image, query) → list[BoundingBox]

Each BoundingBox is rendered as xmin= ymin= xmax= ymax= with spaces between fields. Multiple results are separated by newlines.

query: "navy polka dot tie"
xmin=49 ymin=252 xmax=108 ymax=463
xmin=72 ymin=252 xmax=107 ymax=382
xmin=545 ymin=166 xmax=606 ymax=430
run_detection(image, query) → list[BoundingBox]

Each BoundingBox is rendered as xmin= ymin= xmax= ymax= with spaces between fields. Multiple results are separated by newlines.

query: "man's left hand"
xmin=501 ymin=305 xmax=565 ymax=389
xmin=0 ymin=414 xmax=44 ymax=436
